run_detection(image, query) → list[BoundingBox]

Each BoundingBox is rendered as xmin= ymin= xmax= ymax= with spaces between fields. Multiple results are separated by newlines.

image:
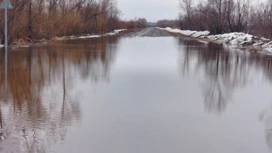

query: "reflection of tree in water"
xmin=259 ymin=105 xmax=272 ymax=151
xmin=0 ymin=36 xmax=119 ymax=153
xmin=247 ymin=57 xmax=272 ymax=152
xmin=178 ymin=37 xmax=272 ymax=115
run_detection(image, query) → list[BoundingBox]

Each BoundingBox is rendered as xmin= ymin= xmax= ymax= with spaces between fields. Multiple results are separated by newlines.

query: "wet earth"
xmin=1 ymin=28 xmax=272 ymax=153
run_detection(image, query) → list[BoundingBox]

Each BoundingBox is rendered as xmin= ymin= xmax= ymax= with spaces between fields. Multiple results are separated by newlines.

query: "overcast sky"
xmin=117 ymin=0 xmax=180 ymax=22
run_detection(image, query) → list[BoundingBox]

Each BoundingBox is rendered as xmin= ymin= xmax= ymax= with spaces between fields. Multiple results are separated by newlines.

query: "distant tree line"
xmin=119 ymin=18 xmax=147 ymax=29
xmin=0 ymin=0 xmax=147 ymax=44
xmin=179 ymin=0 xmax=272 ymax=38
xmin=156 ymin=19 xmax=180 ymax=28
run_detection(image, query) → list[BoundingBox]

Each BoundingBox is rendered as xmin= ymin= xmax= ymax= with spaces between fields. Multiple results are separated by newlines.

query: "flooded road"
xmin=1 ymin=28 xmax=272 ymax=153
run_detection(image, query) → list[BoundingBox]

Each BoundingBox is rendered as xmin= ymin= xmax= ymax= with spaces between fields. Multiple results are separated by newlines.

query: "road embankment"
xmin=159 ymin=27 xmax=272 ymax=54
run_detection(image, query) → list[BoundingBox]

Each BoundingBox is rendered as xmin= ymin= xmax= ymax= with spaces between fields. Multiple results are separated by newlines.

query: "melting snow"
xmin=0 ymin=29 xmax=128 ymax=47
xmin=72 ymin=29 xmax=127 ymax=39
xmin=161 ymin=27 xmax=210 ymax=37
xmin=159 ymin=27 xmax=272 ymax=54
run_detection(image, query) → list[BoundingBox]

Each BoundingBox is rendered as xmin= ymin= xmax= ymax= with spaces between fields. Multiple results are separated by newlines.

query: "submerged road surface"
xmin=128 ymin=27 xmax=173 ymax=37
xmin=1 ymin=27 xmax=272 ymax=153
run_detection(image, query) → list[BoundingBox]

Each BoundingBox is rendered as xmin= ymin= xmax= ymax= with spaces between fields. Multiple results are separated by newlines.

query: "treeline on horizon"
xmin=155 ymin=19 xmax=180 ymax=28
xmin=179 ymin=0 xmax=272 ymax=38
xmin=0 ymin=0 xmax=147 ymax=44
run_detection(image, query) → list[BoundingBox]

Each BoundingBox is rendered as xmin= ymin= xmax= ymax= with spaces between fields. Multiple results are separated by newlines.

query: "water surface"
xmin=1 ymin=35 xmax=272 ymax=153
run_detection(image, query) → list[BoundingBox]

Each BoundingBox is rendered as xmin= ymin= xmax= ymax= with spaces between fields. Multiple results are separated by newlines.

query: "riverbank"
xmin=4 ymin=29 xmax=127 ymax=49
xmin=159 ymin=27 xmax=272 ymax=54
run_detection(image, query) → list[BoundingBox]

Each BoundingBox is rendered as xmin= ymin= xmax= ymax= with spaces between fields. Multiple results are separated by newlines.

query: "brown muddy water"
xmin=1 ymin=35 xmax=272 ymax=153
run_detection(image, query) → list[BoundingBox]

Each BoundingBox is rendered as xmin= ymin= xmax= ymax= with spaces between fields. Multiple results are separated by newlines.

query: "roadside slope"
xmin=159 ymin=27 xmax=272 ymax=54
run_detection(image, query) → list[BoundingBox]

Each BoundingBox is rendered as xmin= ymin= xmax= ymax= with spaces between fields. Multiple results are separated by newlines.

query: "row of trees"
xmin=179 ymin=0 xmax=272 ymax=38
xmin=156 ymin=19 xmax=180 ymax=28
xmin=0 ymin=0 xmax=147 ymax=44
xmin=1 ymin=0 xmax=120 ymax=42
xmin=119 ymin=18 xmax=147 ymax=29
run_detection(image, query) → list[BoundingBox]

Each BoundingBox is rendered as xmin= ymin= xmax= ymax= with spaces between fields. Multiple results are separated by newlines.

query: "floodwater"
xmin=1 ymin=32 xmax=272 ymax=153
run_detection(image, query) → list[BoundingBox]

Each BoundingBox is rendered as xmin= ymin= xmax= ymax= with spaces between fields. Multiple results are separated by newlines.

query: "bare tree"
xmin=179 ymin=0 xmax=254 ymax=35
xmin=0 ymin=0 xmax=127 ymax=43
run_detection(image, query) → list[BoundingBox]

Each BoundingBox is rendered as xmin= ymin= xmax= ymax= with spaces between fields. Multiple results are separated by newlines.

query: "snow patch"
xmin=207 ymin=33 xmax=254 ymax=46
xmin=73 ymin=29 xmax=127 ymax=39
xmin=264 ymin=48 xmax=272 ymax=53
xmin=78 ymin=35 xmax=100 ymax=39
xmin=159 ymin=27 xmax=210 ymax=37
xmin=159 ymin=27 xmax=272 ymax=54
xmin=113 ymin=29 xmax=127 ymax=33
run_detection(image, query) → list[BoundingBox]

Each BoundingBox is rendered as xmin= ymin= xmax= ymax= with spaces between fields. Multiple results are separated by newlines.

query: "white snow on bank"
xmin=104 ymin=29 xmax=127 ymax=36
xmin=78 ymin=35 xmax=100 ymax=39
xmin=160 ymin=27 xmax=210 ymax=38
xmin=159 ymin=27 xmax=272 ymax=54
xmin=70 ymin=29 xmax=127 ymax=39
xmin=207 ymin=33 xmax=255 ymax=46
xmin=113 ymin=29 xmax=127 ymax=33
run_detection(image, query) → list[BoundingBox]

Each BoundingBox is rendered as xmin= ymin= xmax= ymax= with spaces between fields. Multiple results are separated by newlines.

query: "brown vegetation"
xmin=156 ymin=19 xmax=180 ymax=28
xmin=179 ymin=0 xmax=272 ymax=38
xmin=119 ymin=18 xmax=147 ymax=29
xmin=0 ymin=0 xmax=147 ymax=44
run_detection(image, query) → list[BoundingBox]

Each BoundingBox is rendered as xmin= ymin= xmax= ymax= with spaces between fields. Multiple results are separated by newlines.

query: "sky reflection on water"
xmin=0 ymin=36 xmax=272 ymax=153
